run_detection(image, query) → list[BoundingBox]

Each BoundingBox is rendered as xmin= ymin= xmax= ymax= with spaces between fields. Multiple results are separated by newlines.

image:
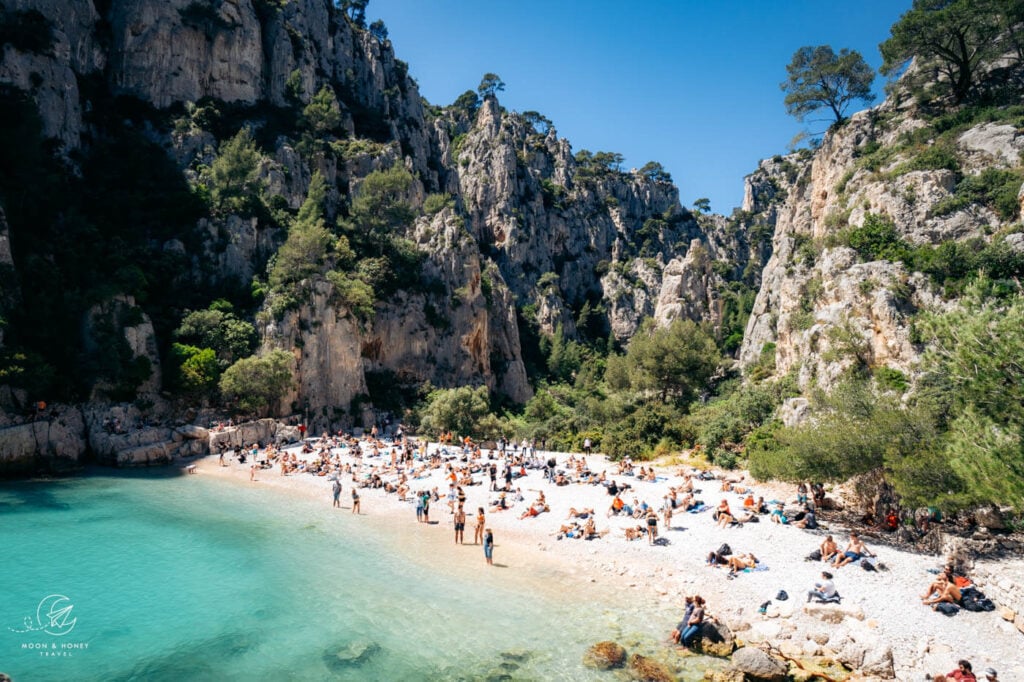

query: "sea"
xmin=0 ymin=470 xmax=722 ymax=681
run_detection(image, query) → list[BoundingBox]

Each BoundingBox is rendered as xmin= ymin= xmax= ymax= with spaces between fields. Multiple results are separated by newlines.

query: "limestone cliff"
xmin=738 ymin=100 xmax=1024 ymax=391
xmin=0 ymin=0 xmax=765 ymax=464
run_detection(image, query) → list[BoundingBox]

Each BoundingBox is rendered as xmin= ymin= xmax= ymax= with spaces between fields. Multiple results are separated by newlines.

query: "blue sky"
xmin=368 ymin=0 xmax=913 ymax=214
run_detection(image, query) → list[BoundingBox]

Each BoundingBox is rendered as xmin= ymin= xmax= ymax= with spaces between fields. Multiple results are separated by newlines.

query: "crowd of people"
xmin=209 ymin=424 xmax=1003 ymax=674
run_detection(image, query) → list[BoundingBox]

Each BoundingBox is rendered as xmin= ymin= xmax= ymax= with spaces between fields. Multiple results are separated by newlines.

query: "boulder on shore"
xmin=729 ymin=646 xmax=788 ymax=680
xmin=692 ymin=619 xmax=736 ymax=657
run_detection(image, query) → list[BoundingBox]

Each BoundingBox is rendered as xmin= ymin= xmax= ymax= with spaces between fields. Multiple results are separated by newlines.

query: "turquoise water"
xmin=0 ymin=471 xmax=711 ymax=681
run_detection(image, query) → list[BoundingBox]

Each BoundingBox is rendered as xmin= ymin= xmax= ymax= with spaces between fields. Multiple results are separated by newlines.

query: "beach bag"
xmin=806 ymin=549 xmax=822 ymax=561
xmin=961 ymin=588 xmax=996 ymax=612
xmin=934 ymin=602 xmax=960 ymax=616
xmin=717 ymin=543 xmax=732 ymax=557
xmin=860 ymin=558 xmax=878 ymax=572
xmin=775 ymin=590 xmax=789 ymax=601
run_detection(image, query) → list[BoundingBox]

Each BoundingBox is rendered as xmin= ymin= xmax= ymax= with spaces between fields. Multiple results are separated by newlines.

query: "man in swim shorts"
xmin=454 ymin=505 xmax=466 ymax=544
xmin=832 ymin=532 xmax=868 ymax=568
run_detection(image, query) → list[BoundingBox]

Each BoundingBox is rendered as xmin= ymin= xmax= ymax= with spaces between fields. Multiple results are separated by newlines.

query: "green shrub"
xmin=931 ymin=168 xmax=1024 ymax=221
xmin=791 ymin=310 xmax=815 ymax=331
xmin=873 ymin=366 xmax=909 ymax=393
xmin=423 ymin=192 xmax=454 ymax=216
xmin=890 ymin=143 xmax=959 ymax=177
xmin=171 ymin=343 xmax=220 ymax=396
xmin=846 ymin=213 xmax=908 ymax=261
xmin=600 ymin=402 xmax=685 ymax=460
xmin=207 ymin=127 xmax=265 ymax=216
xmin=748 ymin=342 xmax=777 ymax=381
xmin=326 ymin=271 xmax=375 ymax=320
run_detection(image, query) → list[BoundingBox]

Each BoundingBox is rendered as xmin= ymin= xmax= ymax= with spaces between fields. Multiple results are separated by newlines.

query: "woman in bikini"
xmin=473 ymin=507 xmax=486 ymax=544
xmin=715 ymin=499 xmax=734 ymax=528
xmin=726 ymin=553 xmax=758 ymax=575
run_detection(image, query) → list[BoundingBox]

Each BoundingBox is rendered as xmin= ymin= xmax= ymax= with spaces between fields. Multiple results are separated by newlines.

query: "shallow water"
xmin=0 ymin=471 xmax=717 ymax=681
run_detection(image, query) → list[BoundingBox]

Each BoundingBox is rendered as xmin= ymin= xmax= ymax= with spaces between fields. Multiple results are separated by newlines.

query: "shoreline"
xmin=188 ymin=441 xmax=1023 ymax=679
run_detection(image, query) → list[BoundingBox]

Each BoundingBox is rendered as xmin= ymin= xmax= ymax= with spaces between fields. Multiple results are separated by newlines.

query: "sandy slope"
xmin=189 ymin=442 xmax=1023 ymax=680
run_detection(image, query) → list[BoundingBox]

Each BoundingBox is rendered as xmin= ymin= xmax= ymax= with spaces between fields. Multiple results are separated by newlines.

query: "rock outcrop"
xmin=728 ymin=646 xmax=788 ymax=681
xmin=738 ymin=102 xmax=1024 ymax=392
xmin=0 ymin=0 xmax=765 ymax=442
xmin=0 ymin=406 xmax=86 ymax=474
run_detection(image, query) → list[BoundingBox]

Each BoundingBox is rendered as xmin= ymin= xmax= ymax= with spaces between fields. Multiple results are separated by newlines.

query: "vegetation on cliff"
xmin=1 ymin=0 xmax=1023 ymax=518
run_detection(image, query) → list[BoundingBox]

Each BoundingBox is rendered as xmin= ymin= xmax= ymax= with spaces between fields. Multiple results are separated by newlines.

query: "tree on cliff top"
xmin=781 ymin=45 xmax=875 ymax=125
xmin=336 ymin=0 xmax=368 ymax=27
xmin=478 ymin=73 xmax=505 ymax=100
xmin=880 ymin=0 xmax=1020 ymax=104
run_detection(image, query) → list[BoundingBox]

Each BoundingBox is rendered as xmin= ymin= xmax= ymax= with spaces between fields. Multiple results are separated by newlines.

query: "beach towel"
xmin=688 ymin=504 xmax=710 ymax=513
xmin=746 ymin=565 xmax=770 ymax=572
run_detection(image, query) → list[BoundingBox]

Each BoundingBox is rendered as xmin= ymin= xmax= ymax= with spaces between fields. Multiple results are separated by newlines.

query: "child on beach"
xmin=484 ymin=529 xmax=494 ymax=565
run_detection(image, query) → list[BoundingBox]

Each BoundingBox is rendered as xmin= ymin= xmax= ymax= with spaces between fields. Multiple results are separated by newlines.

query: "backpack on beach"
xmin=934 ymin=602 xmax=960 ymax=616
xmin=717 ymin=543 xmax=732 ymax=557
xmin=806 ymin=549 xmax=822 ymax=561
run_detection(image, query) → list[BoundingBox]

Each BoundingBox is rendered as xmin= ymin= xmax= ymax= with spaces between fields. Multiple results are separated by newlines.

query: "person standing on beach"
xmin=474 ymin=507 xmax=486 ymax=544
xmin=422 ymin=490 xmax=431 ymax=523
xmin=351 ymin=487 xmax=360 ymax=514
xmin=647 ymin=509 xmax=659 ymax=544
xmin=332 ymin=479 xmax=342 ymax=508
xmin=454 ymin=505 xmax=466 ymax=544
xmin=483 ymin=528 xmax=494 ymax=565
xmin=416 ymin=492 xmax=424 ymax=522
xmin=250 ymin=464 xmax=257 ymax=482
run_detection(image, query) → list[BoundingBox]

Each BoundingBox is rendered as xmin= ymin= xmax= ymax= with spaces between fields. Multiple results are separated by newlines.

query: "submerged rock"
xmin=582 ymin=640 xmax=627 ymax=669
xmin=323 ymin=639 xmax=381 ymax=670
xmin=628 ymin=653 xmax=674 ymax=682
xmin=498 ymin=649 xmax=532 ymax=663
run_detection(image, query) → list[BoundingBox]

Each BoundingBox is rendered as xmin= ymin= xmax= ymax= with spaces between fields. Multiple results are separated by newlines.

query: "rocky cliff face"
xmin=0 ymin=0 xmax=765 ymax=457
xmin=738 ymin=103 xmax=1024 ymax=391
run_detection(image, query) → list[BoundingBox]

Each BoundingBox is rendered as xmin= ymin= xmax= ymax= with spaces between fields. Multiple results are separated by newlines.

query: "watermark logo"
xmin=9 ymin=594 xmax=77 ymax=636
